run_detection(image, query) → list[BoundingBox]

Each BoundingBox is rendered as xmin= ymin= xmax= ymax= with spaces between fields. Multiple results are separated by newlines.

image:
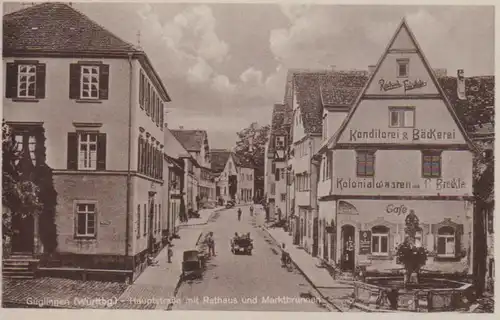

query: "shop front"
xmin=335 ymin=199 xmax=473 ymax=274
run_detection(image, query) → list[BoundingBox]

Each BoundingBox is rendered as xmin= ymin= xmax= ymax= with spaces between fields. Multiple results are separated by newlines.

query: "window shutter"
xmin=275 ymin=168 xmax=280 ymax=181
xmin=35 ymin=63 xmax=46 ymax=99
xmin=138 ymin=137 xmax=142 ymax=173
xmin=455 ymin=224 xmax=463 ymax=258
xmin=6 ymin=63 xmax=18 ymax=98
xmin=67 ymin=132 xmax=78 ymax=170
xmin=97 ymin=133 xmax=107 ymax=170
xmin=99 ymin=64 xmax=110 ymax=100
xmin=69 ymin=64 xmax=81 ymax=99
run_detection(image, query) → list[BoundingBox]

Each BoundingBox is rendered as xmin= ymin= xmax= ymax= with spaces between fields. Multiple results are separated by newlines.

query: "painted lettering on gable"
xmin=336 ymin=177 xmax=467 ymax=191
xmin=348 ymin=129 xmax=456 ymax=142
xmin=379 ymin=78 xmax=427 ymax=92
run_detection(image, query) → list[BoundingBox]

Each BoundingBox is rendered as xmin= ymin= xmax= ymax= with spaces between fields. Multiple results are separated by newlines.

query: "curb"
xmin=260 ymin=226 xmax=343 ymax=312
xmin=178 ymin=208 xmax=224 ymax=229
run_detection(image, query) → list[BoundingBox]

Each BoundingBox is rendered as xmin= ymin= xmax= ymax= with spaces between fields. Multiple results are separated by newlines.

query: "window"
xmin=6 ymin=62 xmax=46 ymax=100
xmin=137 ymin=205 xmax=141 ymax=239
xmin=80 ymin=66 xmax=99 ymax=99
xmin=422 ymin=151 xmax=441 ymax=178
xmin=78 ymin=133 xmax=98 ymax=170
xmin=75 ymin=203 xmax=96 ymax=238
xmin=405 ymin=228 xmax=423 ymax=248
xmin=70 ymin=63 xmax=109 ymax=100
xmin=275 ymin=168 xmax=280 ymax=181
xmin=18 ymin=64 xmax=37 ymax=98
xmin=356 ymin=151 xmax=375 ymax=177
xmin=372 ymin=225 xmax=389 ymax=256
xmin=397 ymin=59 xmax=409 ymax=77
xmin=281 ymin=193 xmax=286 ymax=202
xmin=139 ymin=71 xmax=145 ymax=109
xmin=13 ymin=131 xmax=37 ymax=167
xmin=437 ymin=226 xmax=456 ymax=257
xmin=389 ymin=107 xmax=415 ymax=128
xmin=271 ymin=183 xmax=276 ymax=195
xmin=276 ymin=136 xmax=285 ymax=149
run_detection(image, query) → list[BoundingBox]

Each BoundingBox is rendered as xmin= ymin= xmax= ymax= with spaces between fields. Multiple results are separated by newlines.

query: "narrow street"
xmin=172 ymin=206 xmax=328 ymax=311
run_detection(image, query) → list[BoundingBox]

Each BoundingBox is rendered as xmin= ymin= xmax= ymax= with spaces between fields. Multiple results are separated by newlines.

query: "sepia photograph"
xmin=1 ymin=0 xmax=495 ymax=314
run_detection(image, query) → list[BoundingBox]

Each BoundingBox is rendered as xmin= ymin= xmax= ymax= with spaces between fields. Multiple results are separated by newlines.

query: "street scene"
xmin=2 ymin=1 xmax=495 ymax=314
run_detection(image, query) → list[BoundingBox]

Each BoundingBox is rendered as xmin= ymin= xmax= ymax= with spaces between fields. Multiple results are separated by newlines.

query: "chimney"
xmin=368 ymin=65 xmax=376 ymax=74
xmin=433 ymin=68 xmax=448 ymax=78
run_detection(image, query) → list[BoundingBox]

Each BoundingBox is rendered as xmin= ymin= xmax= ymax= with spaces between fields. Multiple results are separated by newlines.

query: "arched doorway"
xmin=341 ymin=224 xmax=355 ymax=271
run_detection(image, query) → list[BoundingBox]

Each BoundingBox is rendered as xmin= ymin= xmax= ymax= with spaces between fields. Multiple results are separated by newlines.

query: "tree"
xmin=233 ymin=122 xmax=271 ymax=201
xmin=2 ymin=122 xmax=42 ymax=243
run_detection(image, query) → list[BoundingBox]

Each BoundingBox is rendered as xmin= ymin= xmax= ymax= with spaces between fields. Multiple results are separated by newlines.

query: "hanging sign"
xmin=359 ymin=231 xmax=372 ymax=255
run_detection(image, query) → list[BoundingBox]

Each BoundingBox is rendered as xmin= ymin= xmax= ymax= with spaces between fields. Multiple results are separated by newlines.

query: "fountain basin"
xmin=352 ymin=276 xmax=474 ymax=312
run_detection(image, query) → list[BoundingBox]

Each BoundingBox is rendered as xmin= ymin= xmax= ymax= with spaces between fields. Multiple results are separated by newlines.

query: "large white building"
xmin=3 ymin=3 xmax=170 ymax=281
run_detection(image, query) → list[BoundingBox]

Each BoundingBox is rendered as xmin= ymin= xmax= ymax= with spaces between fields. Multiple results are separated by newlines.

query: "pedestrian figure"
xmin=167 ymin=244 xmax=173 ymax=263
xmin=237 ymin=208 xmax=242 ymax=221
xmin=206 ymin=232 xmax=216 ymax=257
xmin=281 ymin=243 xmax=291 ymax=268
xmin=250 ymin=205 xmax=254 ymax=216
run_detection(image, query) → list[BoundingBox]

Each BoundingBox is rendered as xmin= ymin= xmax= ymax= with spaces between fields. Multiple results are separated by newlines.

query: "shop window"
xmin=397 ymin=58 xmax=409 ymax=77
xmin=389 ymin=107 xmax=415 ymax=128
xmin=437 ymin=226 xmax=455 ymax=257
xmin=372 ymin=225 xmax=389 ymax=256
xmin=422 ymin=150 xmax=442 ymax=178
xmin=356 ymin=151 xmax=375 ymax=177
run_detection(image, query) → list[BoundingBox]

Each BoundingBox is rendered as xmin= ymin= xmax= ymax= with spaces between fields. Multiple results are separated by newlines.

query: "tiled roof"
xmin=170 ymin=130 xmax=207 ymax=152
xmin=210 ymin=149 xmax=231 ymax=173
xmin=293 ymin=71 xmax=368 ymax=134
xmin=438 ymin=76 xmax=495 ymax=131
xmin=3 ymin=2 xmax=139 ymax=54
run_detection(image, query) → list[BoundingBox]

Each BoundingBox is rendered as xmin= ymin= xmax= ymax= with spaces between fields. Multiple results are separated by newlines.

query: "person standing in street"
xmin=206 ymin=232 xmax=216 ymax=257
xmin=237 ymin=208 xmax=242 ymax=221
xmin=167 ymin=243 xmax=173 ymax=263
xmin=250 ymin=205 xmax=254 ymax=216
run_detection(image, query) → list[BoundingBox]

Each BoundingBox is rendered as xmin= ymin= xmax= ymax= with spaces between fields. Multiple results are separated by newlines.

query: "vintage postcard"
xmin=1 ymin=0 xmax=495 ymax=315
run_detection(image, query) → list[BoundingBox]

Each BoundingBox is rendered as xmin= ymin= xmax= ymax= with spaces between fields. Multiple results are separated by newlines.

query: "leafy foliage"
xmin=233 ymin=122 xmax=270 ymax=181
xmin=2 ymin=122 xmax=42 ymax=241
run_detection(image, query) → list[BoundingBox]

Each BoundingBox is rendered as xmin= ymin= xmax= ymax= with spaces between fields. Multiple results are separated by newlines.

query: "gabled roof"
xmin=210 ymin=149 xmax=232 ymax=173
xmin=170 ymin=130 xmax=207 ymax=152
xmin=293 ymin=71 xmax=368 ymax=135
xmin=326 ymin=18 xmax=478 ymax=152
xmin=4 ymin=2 xmax=139 ymax=54
xmin=3 ymin=2 xmax=171 ymax=102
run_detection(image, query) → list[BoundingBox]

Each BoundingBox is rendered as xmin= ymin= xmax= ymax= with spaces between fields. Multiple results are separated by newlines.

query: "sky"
xmin=3 ymin=2 xmax=495 ymax=148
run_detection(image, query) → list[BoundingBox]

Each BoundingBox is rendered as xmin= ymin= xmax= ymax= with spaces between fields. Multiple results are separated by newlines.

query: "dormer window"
xmin=276 ymin=136 xmax=285 ymax=149
xmin=397 ymin=59 xmax=409 ymax=78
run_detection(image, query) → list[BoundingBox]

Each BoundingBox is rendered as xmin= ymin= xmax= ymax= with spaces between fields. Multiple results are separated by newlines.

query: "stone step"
xmin=3 ymin=260 xmax=31 ymax=266
xmin=3 ymin=266 xmax=30 ymax=271
xmin=3 ymin=275 xmax=34 ymax=280
xmin=3 ymin=270 xmax=33 ymax=276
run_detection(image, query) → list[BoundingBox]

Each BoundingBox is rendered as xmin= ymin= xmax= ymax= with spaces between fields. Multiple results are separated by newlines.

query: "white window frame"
xmin=78 ymin=132 xmax=98 ymax=170
xmin=372 ymin=226 xmax=389 ymax=256
xmin=80 ymin=65 xmax=100 ymax=100
xmin=437 ymin=227 xmax=456 ymax=257
xmin=17 ymin=64 xmax=37 ymax=98
xmin=389 ymin=107 xmax=415 ymax=128
xmin=75 ymin=201 xmax=97 ymax=238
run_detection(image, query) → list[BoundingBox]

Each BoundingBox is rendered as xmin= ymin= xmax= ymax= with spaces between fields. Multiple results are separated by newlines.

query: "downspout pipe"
xmin=126 ymin=53 xmax=133 ymax=270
